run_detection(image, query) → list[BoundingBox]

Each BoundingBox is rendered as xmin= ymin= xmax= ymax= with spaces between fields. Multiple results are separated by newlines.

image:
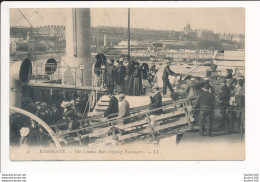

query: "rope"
xmin=186 ymin=64 xmax=203 ymax=75
xmin=17 ymin=8 xmax=84 ymax=83
xmin=12 ymin=9 xmax=34 ymax=26
xmin=103 ymin=9 xmax=120 ymax=39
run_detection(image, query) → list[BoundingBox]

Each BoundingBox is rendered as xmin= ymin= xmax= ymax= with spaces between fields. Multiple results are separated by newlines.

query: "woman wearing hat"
xmin=132 ymin=62 xmax=142 ymax=96
xmin=124 ymin=60 xmax=134 ymax=95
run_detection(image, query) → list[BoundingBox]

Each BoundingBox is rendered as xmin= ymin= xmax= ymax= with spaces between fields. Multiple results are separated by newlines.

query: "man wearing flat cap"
xmin=117 ymin=94 xmax=130 ymax=124
xmin=193 ymin=84 xmax=215 ymax=136
xmin=149 ymin=86 xmax=163 ymax=116
xmin=162 ymin=61 xmax=177 ymax=95
xmin=218 ymin=79 xmax=231 ymax=129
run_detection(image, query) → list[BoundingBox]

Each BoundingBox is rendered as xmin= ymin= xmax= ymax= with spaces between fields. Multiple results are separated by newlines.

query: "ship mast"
xmin=127 ymin=8 xmax=130 ymax=62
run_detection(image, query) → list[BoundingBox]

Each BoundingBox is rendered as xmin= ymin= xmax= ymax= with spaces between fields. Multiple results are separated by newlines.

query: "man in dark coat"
xmin=104 ymin=59 xmax=116 ymax=94
xmin=104 ymin=93 xmax=119 ymax=119
xmin=225 ymin=69 xmax=233 ymax=79
xmin=204 ymin=79 xmax=215 ymax=95
xmin=193 ymin=84 xmax=215 ymax=136
xmin=149 ymin=86 xmax=163 ymax=116
xmin=115 ymin=60 xmax=126 ymax=93
xmin=218 ymin=79 xmax=231 ymax=128
xmin=162 ymin=61 xmax=176 ymax=95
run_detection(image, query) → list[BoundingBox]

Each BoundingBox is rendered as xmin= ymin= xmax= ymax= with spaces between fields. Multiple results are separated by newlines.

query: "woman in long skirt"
xmin=124 ymin=60 xmax=134 ymax=95
xmin=132 ymin=62 xmax=142 ymax=96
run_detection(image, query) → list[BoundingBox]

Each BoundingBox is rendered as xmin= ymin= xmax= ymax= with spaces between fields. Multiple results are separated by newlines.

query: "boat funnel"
xmin=10 ymin=58 xmax=32 ymax=107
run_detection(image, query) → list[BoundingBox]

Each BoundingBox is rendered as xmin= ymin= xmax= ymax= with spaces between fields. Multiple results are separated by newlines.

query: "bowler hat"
xmin=20 ymin=127 xmax=30 ymax=137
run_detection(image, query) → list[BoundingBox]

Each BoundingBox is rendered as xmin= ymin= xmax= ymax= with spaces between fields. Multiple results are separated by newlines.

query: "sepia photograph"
xmin=8 ymin=7 xmax=245 ymax=160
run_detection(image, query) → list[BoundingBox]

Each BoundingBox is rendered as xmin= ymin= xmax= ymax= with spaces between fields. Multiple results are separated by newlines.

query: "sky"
xmin=10 ymin=8 xmax=245 ymax=34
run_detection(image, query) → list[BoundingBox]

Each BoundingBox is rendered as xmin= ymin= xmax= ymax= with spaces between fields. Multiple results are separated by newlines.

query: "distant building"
xmin=183 ymin=23 xmax=198 ymax=40
xmin=183 ymin=23 xmax=192 ymax=33
xmin=10 ymin=26 xmax=33 ymax=39
xmin=219 ymin=33 xmax=233 ymax=41
xmin=232 ymin=34 xmax=245 ymax=43
xmin=35 ymin=42 xmax=47 ymax=52
xmin=16 ymin=42 xmax=29 ymax=52
xmin=196 ymin=29 xmax=217 ymax=41
xmin=114 ymin=40 xmax=149 ymax=51
xmin=10 ymin=38 xmax=24 ymax=52
xmin=10 ymin=26 xmax=66 ymax=54
xmin=36 ymin=25 xmax=65 ymax=37
xmin=10 ymin=41 xmax=17 ymax=52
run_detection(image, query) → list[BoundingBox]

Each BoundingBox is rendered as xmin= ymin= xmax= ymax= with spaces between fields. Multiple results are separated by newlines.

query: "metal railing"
xmin=31 ymin=63 xmax=105 ymax=88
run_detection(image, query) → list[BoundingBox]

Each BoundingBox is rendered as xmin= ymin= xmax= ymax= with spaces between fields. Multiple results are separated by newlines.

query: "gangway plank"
xmin=50 ymin=97 xmax=195 ymax=130
xmin=86 ymin=107 xmax=192 ymax=138
xmin=55 ymin=97 xmax=196 ymax=146
xmin=119 ymin=116 xmax=194 ymax=141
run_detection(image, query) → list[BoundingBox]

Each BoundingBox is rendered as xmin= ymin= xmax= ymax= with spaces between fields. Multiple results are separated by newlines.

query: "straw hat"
xmin=40 ymin=102 xmax=48 ymax=107
xmin=61 ymin=101 xmax=71 ymax=108
xmin=35 ymin=101 xmax=41 ymax=106
xmin=20 ymin=127 xmax=30 ymax=137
